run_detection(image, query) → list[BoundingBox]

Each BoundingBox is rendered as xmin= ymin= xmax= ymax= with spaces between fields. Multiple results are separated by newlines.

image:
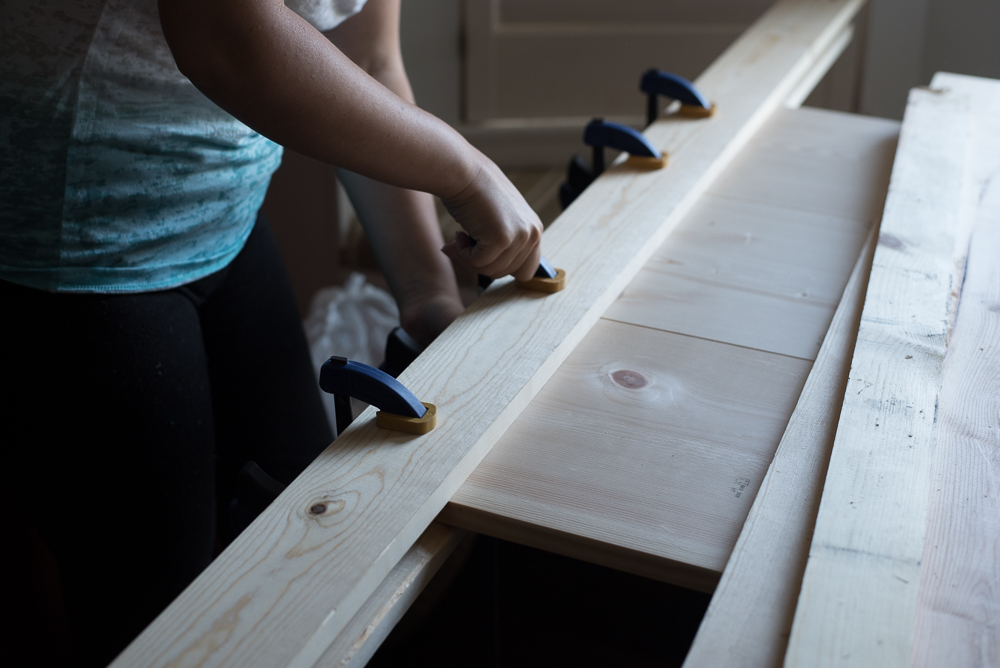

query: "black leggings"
xmin=1 ymin=216 xmax=333 ymax=667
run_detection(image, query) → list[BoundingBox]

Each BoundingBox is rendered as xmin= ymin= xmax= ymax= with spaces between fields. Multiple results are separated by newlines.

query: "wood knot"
xmin=309 ymin=504 xmax=327 ymax=515
xmin=878 ymin=233 xmax=903 ymax=250
xmin=611 ymin=369 xmax=647 ymax=389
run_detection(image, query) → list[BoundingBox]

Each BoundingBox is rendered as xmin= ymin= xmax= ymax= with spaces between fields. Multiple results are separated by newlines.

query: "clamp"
xmin=640 ymin=69 xmax=715 ymax=126
xmin=320 ymin=356 xmax=437 ymax=435
xmin=476 ymin=253 xmax=566 ymax=295
xmin=380 ymin=326 xmax=424 ymax=378
xmin=560 ymin=118 xmax=667 ymax=208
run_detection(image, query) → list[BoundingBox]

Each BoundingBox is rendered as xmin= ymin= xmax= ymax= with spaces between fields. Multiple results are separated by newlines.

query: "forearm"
xmin=324 ymin=1 xmax=462 ymax=343
xmin=337 ymin=170 xmax=461 ymax=341
xmin=159 ymin=0 xmax=478 ymax=200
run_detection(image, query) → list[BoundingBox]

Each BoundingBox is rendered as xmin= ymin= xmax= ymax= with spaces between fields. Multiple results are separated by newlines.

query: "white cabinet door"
xmin=465 ymin=0 xmax=774 ymax=122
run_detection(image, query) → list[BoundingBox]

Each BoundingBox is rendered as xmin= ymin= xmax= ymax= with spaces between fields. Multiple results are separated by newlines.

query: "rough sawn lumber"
xmin=911 ymin=72 xmax=1000 ymax=668
xmin=112 ymin=2 xmax=867 ymax=666
xmin=784 ymin=86 xmax=971 ymax=667
xmin=683 ymin=228 xmax=877 ymax=668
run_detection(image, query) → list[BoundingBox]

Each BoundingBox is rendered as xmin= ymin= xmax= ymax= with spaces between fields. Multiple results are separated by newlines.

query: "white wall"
xmin=401 ymin=0 xmax=1000 ymax=125
xmin=860 ymin=0 xmax=1000 ymax=119
xmin=923 ymin=0 xmax=1000 ymax=83
xmin=399 ymin=0 xmax=462 ymax=125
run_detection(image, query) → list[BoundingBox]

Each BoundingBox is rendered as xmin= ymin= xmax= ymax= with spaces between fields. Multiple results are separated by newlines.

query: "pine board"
xmin=607 ymin=106 xmax=896 ymax=361
xmin=446 ymin=320 xmax=812 ymax=586
xmin=911 ymin=73 xmax=1000 ymax=668
xmin=315 ymin=523 xmax=464 ymax=668
xmin=684 ymin=228 xmax=877 ymax=667
xmin=446 ymin=107 xmax=895 ymax=586
xmin=112 ymin=3 xmax=867 ymax=666
xmin=706 ymin=103 xmax=897 ymax=222
xmin=785 ymin=86 xmax=972 ymax=667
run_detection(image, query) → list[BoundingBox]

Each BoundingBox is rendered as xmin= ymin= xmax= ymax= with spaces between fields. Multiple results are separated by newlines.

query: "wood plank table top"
xmin=442 ymin=106 xmax=900 ymax=591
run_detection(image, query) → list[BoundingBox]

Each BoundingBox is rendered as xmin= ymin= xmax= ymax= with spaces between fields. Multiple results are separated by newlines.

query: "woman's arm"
xmin=327 ymin=0 xmax=461 ymax=346
xmin=158 ymin=0 xmax=542 ymax=282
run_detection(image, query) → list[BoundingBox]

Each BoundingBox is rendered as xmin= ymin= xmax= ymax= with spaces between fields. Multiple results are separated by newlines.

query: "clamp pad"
xmin=377 ymin=402 xmax=437 ymax=435
xmin=625 ymin=155 xmax=669 ymax=170
xmin=678 ymin=102 xmax=717 ymax=119
xmin=515 ymin=268 xmax=567 ymax=293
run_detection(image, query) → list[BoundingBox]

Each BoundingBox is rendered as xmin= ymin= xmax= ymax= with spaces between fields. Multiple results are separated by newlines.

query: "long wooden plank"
xmin=607 ymin=107 xmax=897 ymax=359
xmin=445 ymin=320 xmax=813 ymax=590
xmin=445 ymin=107 xmax=893 ymax=589
xmin=315 ymin=523 xmax=464 ymax=668
xmin=684 ymin=227 xmax=877 ymax=667
xmin=784 ymin=86 xmax=971 ymax=667
xmin=113 ymin=3 xmax=866 ymax=666
xmin=912 ymin=72 xmax=1000 ymax=668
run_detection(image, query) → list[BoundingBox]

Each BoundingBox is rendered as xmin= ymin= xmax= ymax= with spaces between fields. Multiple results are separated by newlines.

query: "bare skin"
xmin=325 ymin=1 xmax=461 ymax=346
xmin=158 ymin=0 xmax=544 ymax=346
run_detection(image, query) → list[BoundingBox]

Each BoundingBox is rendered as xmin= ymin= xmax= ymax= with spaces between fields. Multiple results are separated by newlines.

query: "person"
xmin=0 ymin=0 xmax=543 ymax=665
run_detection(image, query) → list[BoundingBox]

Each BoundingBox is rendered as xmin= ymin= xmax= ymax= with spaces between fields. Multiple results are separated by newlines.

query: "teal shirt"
xmin=0 ymin=0 xmax=364 ymax=292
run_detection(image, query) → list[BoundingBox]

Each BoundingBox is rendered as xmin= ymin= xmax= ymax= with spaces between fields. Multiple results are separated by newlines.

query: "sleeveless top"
xmin=0 ymin=0 xmax=366 ymax=292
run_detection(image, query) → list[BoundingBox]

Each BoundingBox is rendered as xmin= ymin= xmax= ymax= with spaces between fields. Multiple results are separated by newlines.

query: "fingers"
xmin=442 ymin=228 xmax=542 ymax=282
xmin=472 ymin=229 xmax=540 ymax=281
xmin=512 ymin=241 xmax=543 ymax=282
xmin=440 ymin=155 xmax=546 ymax=282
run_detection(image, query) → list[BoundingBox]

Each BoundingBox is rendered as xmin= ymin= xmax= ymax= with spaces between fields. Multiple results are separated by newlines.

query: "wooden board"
xmin=446 ymin=320 xmax=812 ymax=590
xmin=911 ymin=72 xmax=1000 ymax=668
xmin=785 ymin=86 xmax=971 ymax=667
xmin=112 ymin=3 xmax=867 ymax=666
xmin=314 ymin=523 xmax=464 ymax=668
xmin=684 ymin=228 xmax=877 ymax=667
xmin=445 ymin=107 xmax=897 ymax=588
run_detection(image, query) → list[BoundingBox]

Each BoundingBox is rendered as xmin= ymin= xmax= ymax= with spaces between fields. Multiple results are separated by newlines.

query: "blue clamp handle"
xmin=320 ymin=357 xmax=426 ymax=435
xmin=320 ymin=357 xmax=426 ymax=418
xmin=536 ymin=255 xmax=558 ymax=279
xmin=640 ymin=69 xmax=712 ymax=126
xmin=583 ymin=119 xmax=663 ymax=177
xmin=477 ymin=254 xmax=557 ymax=293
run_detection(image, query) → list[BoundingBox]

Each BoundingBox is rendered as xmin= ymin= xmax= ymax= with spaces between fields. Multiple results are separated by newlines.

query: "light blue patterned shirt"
xmin=0 ymin=0 xmax=365 ymax=292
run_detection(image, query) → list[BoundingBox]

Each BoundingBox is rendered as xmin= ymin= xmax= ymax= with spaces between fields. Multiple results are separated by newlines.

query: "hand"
xmin=440 ymin=159 xmax=543 ymax=282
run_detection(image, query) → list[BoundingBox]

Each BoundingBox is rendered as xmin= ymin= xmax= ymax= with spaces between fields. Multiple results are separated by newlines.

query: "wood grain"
xmin=446 ymin=320 xmax=812 ymax=583
xmin=607 ymin=107 xmax=896 ymax=360
xmin=707 ymin=105 xmax=898 ymax=222
xmin=911 ymin=72 xmax=1000 ymax=668
xmin=315 ymin=523 xmax=464 ymax=668
xmin=684 ymin=228 xmax=877 ymax=668
xmin=785 ymin=86 xmax=971 ymax=667
xmin=448 ymin=107 xmax=895 ymax=589
xmin=112 ymin=3 xmax=867 ymax=666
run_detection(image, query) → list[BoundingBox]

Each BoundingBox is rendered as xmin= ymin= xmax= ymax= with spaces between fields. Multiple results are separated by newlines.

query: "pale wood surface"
xmin=684 ymin=228 xmax=877 ymax=668
xmin=911 ymin=73 xmax=1000 ymax=668
xmin=113 ymin=4 xmax=867 ymax=666
xmin=447 ymin=320 xmax=812 ymax=582
xmin=447 ymin=106 xmax=896 ymax=588
xmin=315 ymin=523 xmax=463 ymax=668
xmin=608 ymin=106 xmax=896 ymax=360
xmin=785 ymin=86 xmax=971 ymax=667
xmin=784 ymin=23 xmax=855 ymax=109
